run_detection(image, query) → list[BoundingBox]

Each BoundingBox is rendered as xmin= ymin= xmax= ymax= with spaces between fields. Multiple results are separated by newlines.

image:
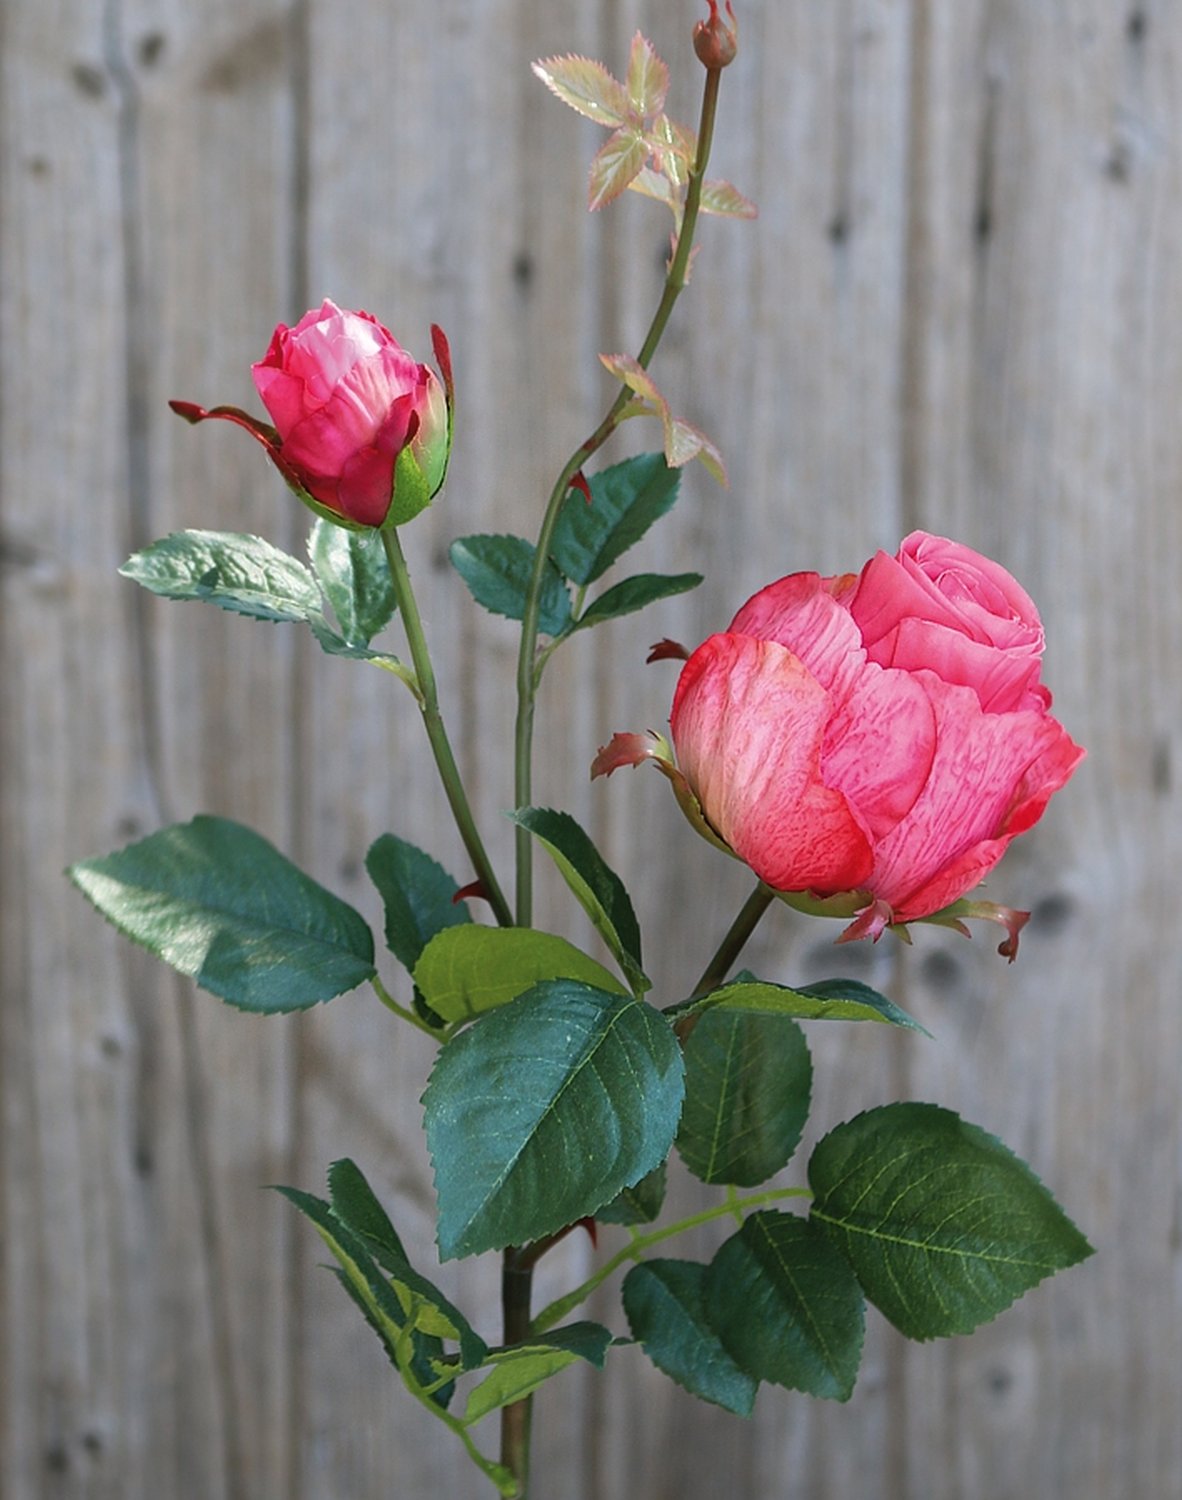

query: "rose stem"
xmin=674 ymin=882 xmax=776 ymax=1042
xmin=502 ymin=59 xmax=728 ymax=1497
xmin=380 ymin=526 xmax=513 ymax=928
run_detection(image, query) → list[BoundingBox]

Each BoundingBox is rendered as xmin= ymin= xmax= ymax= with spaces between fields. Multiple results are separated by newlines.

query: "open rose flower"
xmin=594 ymin=532 xmax=1084 ymax=957
xmin=170 ymin=299 xmax=452 ymax=529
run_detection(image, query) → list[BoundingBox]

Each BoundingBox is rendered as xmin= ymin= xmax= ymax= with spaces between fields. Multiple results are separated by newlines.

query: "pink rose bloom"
xmin=171 ymin=300 xmax=452 ymax=529
xmin=597 ymin=533 xmax=1084 ymax=955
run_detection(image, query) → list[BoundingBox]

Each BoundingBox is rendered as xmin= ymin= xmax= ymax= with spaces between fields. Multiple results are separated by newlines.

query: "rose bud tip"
xmin=694 ymin=0 xmax=738 ymax=68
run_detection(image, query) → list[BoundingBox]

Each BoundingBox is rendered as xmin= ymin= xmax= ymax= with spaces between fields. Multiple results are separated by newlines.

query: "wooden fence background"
xmin=3 ymin=1 xmax=1180 ymax=1496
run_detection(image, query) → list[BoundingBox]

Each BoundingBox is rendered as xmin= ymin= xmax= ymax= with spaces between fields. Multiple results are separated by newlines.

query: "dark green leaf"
xmin=305 ymin=613 xmax=413 ymax=680
xmin=449 ymin=534 xmax=572 ymax=637
xmin=365 ymin=835 xmax=471 ymax=974
xmin=574 ymin=572 xmax=702 ymax=631
xmin=508 ymin=808 xmax=647 ymax=995
xmin=462 ymin=1323 xmax=612 ymax=1425
xmin=809 ymin=1103 xmax=1094 ymax=1340
xmin=549 ymin=453 xmax=680 ymax=585
xmin=596 ymin=1162 xmax=667 ymax=1226
xmin=623 ymin=1260 xmax=757 ymax=1416
xmin=414 ymin=926 xmax=626 ymax=1026
xmin=707 ymin=1212 xmax=864 ymax=1401
xmin=674 ymin=976 xmax=926 ymax=1034
xmin=308 ymin=519 xmax=397 ymax=645
xmin=328 ymin=1268 xmax=455 ymax=1410
xmin=424 ymin=981 xmax=683 ymax=1259
xmin=121 ymin=530 xmax=322 ymax=622
xmin=676 ymin=1009 xmax=812 ymax=1186
xmin=325 ymin=1159 xmax=487 ymax=1369
xmin=69 ymin=816 xmax=375 ymax=1012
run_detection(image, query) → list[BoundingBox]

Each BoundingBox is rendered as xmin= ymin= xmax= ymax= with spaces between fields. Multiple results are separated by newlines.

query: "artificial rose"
xmin=170 ymin=299 xmax=452 ymax=530
xmin=595 ymin=532 xmax=1084 ymax=956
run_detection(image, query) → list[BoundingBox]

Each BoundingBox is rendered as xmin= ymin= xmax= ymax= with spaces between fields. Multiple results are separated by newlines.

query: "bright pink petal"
xmin=336 ymin=445 xmax=396 ymax=526
xmin=671 ymin=634 xmax=873 ymax=895
xmin=252 ymin=363 xmax=310 ymax=434
xmin=730 ymin=572 xmax=937 ymax=838
xmin=869 ymin=674 xmax=1084 ymax=915
xmin=876 ymin=615 xmax=1046 ymax=712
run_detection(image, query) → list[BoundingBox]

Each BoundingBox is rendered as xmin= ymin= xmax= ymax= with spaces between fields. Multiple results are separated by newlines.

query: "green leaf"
xmin=808 ymin=1103 xmax=1094 ymax=1341
xmin=414 ymin=926 xmax=626 ymax=1026
xmin=449 ymin=534 xmax=572 ymax=637
xmin=596 ymin=1162 xmax=667 ymax=1226
xmin=674 ymin=975 xmax=926 ymax=1034
xmin=365 ymin=835 xmax=471 ymax=974
xmin=424 ymin=981 xmax=684 ymax=1259
xmin=308 ymin=519 xmax=397 ymax=645
xmin=121 ymin=530 xmax=322 ymax=622
xmin=508 ymin=808 xmax=648 ymax=995
xmin=676 ymin=1009 xmax=811 ymax=1187
xmin=69 ymin=815 xmax=375 ymax=1012
xmin=575 ymin=572 xmax=702 ymax=631
xmin=325 ymin=1159 xmax=487 ymax=1369
xmin=707 ymin=1213 xmax=865 ymax=1401
xmin=305 ymin=614 xmax=415 ymax=685
xmin=549 ymin=453 xmax=680 ymax=585
xmin=623 ymin=1260 xmax=757 ymax=1416
xmin=462 ymin=1323 xmax=612 ymax=1426
xmin=328 ymin=1267 xmax=455 ymax=1409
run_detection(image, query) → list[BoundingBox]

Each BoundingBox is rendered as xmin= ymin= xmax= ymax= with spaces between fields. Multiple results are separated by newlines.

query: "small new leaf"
xmin=531 ymin=54 xmax=631 ymax=127
xmin=589 ymin=129 xmax=649 ymax=211
xmin=809 ymin=1104 xmax=1094 ymax=1341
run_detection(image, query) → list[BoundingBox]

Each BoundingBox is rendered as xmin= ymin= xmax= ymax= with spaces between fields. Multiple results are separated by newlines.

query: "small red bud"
xmin=693 ymin=0 xmax=738 ymax=69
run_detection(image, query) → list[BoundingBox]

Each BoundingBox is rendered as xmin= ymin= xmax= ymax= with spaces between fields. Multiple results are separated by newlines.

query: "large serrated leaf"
xmin=707 ymin=1213 xmax=865 ymax=1401
xmin=462 ymin=1322 xmax=613 ymax=1425
xmin=575 ymin=572 xmax=702 ymax=632
xmin=69 ymin=816 xmax=375 ymax=1012
xmin=308 ymin=519 xmax=396 ymax=645
xmin=674 ymin=975 xmax=926 ymax=1033
xmin=809 ymin=1103 xmax=1094 ymax=1341
xmin=424 ymin=981 xmax=683 ymax=1259
xmin=365 ymin=835 xmax=471 ymax=974
xmin=414 ymin=926 xmax=626 ymax=1026
xmin=449 ymin=534 xmax=572 ymax=637
xmin=121 ymin=530 xmax=322 ymax=621
xmin=508 ymin=808 xmax=647 ymax=994
xmin=623 ymin=1260 xmax=757 ymax=1416
xmin=549 ymin=453 xmax=680 ymax=586
xmin=676 ymin=1009 xmax=812 ymax=1187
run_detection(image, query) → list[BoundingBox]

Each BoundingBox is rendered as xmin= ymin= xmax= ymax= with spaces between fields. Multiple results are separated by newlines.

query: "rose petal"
xmin=671 ymin=634 xmax=873 ymax=894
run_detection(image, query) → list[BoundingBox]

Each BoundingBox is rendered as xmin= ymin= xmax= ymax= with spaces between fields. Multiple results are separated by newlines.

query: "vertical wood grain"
xmin=2 ymin=1 xmax=1180 ymax=1497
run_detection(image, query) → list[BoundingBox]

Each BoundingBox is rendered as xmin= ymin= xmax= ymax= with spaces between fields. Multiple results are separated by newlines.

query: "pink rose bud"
xmin=170 ymin=300 xmax=452 ymax=530
xmin=598 ymin=533 xmax=1084 ymax=956
xmin=694 ymin=0 xmax=738 ymax=69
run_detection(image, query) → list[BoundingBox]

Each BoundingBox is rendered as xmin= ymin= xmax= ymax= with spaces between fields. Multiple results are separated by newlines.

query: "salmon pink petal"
xmin=671 ymin=634 xmax=873 ymax=895
xmin=876 ymin=615 xmax=1045 ymax=712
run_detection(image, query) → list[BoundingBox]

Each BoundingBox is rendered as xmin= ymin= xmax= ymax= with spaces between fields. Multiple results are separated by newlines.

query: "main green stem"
xmin=512 ymin=64 xmax=725 ymax=930
xmin=380 ymin=527 xmax=513 ymax=928
xmin=501 ymin=59 xmax=726 ymax=1500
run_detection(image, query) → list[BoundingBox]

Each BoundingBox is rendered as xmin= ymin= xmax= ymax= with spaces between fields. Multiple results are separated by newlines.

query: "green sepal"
xmin=623 ymin=1259 xmax=757 ymax=1416
xmin=383 ymin=441 xmax=434 ymax=529
xmin=424 ymin=980 xmax=683 ymax=1259
xmin=507 ymin=807 xmax=648 ymax=995
xmin=809 ymin=1103 xmax=1094 ymax=1341
xmin=706 ymin=1212 xmax=865 ymax=1401
xmin=68 ymin=815 xmax=375 ymax=1012
xmin=676 ymin=1008 xmax=812 ymax=1187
